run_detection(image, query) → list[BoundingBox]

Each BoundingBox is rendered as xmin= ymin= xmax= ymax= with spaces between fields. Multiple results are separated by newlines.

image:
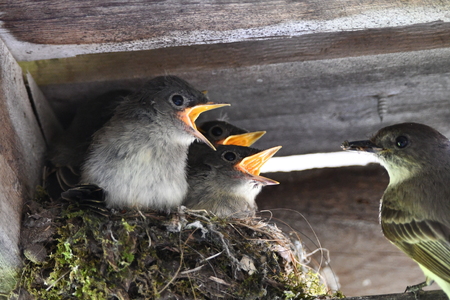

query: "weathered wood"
xmin=25 ymin=72 xmax=63 ymax=144
xmin=0 ymin=38 xmax=46 ymax=293
xmin=339 ymin=289 xmax=447 ymax=299
xmin=18 ymin=21 xmax=450 ymax=86
xmin=257 ymin=166 xmax=440 ymax=296
xmin=29 ymin=47 xmax=450 ymax=156
xmin=5 ymin=0 xmax=447 ymax=45
xmin=0 ymin=1 xmax=449 ymax=60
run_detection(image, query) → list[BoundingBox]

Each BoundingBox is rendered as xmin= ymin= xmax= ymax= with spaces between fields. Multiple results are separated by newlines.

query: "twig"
xmin=157 ymin=232 xmax=185 ymax=295
xmin=46 ymin=270 xmax=71 ymax=291
xmin=207 ymin=223 xmax=239 ymax=266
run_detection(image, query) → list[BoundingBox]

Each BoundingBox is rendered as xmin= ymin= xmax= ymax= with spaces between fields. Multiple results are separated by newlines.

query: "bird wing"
xmin=381 ymin=205 xmax=450 ymax=283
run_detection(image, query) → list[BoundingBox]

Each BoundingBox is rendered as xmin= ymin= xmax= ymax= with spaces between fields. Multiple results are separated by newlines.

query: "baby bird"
xmin=199 ymin=120 xmax=266 ymax=147
xmin=185 ymin=144 xmax=281 ymax=218
xmin=52 ymin=76 xmax=229 ymax=211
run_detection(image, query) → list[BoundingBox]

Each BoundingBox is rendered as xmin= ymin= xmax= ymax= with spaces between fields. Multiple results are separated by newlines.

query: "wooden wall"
xmin=0 ymin=39 xmax=45 ymax=293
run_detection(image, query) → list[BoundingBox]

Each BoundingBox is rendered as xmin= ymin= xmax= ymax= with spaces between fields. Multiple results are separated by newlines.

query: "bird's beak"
xmin=236 ymin=146 xmax=282 ymax=185
xmin=341 ymin=140 xmax=382 ymax=153
xmin=180 ymin=103 xmax=230 ymax=150
xmin=219 ymin=131 xmax=266 ymax=147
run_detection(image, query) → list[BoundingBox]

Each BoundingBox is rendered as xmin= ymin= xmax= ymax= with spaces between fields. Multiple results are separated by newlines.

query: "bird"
xmin=342 ymin=122 xmax=450 ymax=297
xmin=50 ymin=76 xmax=229 ymax=211
xmin=198 ymin=120 xmax=266 ymax=147
xmin=184 ymin=144 xmax=281 ymax=218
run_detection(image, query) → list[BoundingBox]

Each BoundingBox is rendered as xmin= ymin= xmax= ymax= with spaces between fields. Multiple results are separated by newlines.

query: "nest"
xmin=12 ymin=188 xmax=341 ymax=300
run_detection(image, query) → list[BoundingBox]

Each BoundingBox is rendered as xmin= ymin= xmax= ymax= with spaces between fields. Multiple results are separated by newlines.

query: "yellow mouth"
xmin=219 ymin=131 xmax=266 ymax=147
xmin=236 ymin=146 xmax=282 ymax=185
xmin=179 ymin=103 xmax=230 ymax=150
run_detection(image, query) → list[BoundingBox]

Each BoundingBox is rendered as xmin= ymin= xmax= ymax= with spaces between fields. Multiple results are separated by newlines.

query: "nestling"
xmin=50 ymin=76 xmax=229 ymax=210
xmin=199 ymin=120 xmax=266 ymax=147
xmin=185 ymin=144 xmax=281 ymax=218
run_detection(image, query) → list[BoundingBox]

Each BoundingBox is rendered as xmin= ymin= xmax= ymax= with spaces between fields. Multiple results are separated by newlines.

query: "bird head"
xmin=197 ymin=145 xmax=281 ymax=186
xmin=199 ymin=120 xmax=266 ymax=147
xmin=342 ymin=123 xmax=450 ymax=182
xmin=120 ymin=76 xmax=229 ymax=150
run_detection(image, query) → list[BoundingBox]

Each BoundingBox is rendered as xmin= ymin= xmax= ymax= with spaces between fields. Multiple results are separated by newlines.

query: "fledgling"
xmin=342 ymin=122 xmax=450 ymax=298
xmin=199 ymin=120 xmax=266 ymax=147
xmin=185 ymin=144 xmax=281 ymax=218
xmin=189 ymin=120 xmax=267 ymax=172
xmin=55 ymin=76 xmax=228 ymax=211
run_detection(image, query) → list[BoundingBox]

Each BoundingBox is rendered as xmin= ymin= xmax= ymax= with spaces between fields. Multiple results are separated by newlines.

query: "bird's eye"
xmin=211 ymin=126 xmax=223 ymax=137
xmin=171 ymin=95 xmax=184 ymax=106
xmin=395 ymin=136 xmax=409 ymax=148
xmin=223 ymin=151 xmax=237 ymax=161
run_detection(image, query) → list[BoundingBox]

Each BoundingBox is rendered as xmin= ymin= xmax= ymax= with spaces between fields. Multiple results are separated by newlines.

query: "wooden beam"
xmin=25 ymin=72 xmax=63 ymax=144
xmin=339 ymin=290 xmax=447 ymax=299
xmin=0 ymin=1 xmax=448 ymax=60
xmin=6 ymin=1 xmax=446 ymax=45
xmin=0 ymin=38 xmax=46 ymax=294
xmin=28 ymin=47 xmax=450 ymax=156
xmin=18 ymin=21 xmax=450 ymax=86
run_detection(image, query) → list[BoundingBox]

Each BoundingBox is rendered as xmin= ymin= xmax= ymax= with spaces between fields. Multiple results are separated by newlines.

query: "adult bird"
xmin=185 ymin=144 xmax=281 ymax=218
xmin=342 ymin=122 xmax=450 ymax=298
xmin=50 ymin=76 xmax=229 ymax=211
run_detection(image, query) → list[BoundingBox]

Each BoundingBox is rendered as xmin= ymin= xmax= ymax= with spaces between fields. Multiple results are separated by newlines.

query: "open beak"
xmin=219 ymin=131 xmax=266 ymax=147
xmin=236 ymin=146 xmax=282 ymax=185
xmin=341 ymin=140 xmax=382 ymax=153
xmin=180 ymin=103 xmax=230 ymax=150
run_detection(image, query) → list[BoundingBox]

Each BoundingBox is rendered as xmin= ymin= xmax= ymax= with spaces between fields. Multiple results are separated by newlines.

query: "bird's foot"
xmin=404 ymin=280 xmax=431 ymax=300
xmin=61 ymin=184 xmax=110 ymax=216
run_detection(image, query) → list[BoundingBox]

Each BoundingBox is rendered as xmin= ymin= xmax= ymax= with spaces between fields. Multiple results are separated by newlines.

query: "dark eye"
xmin=395 ymin=136 xmax=409 ymax=148
xmin=171 ymin=95 xmax=184 ymax=106
xmin=211 ymin=126 xmax=223 ymax=137
xmin=223 ymin=151 xmax=237 ymax=161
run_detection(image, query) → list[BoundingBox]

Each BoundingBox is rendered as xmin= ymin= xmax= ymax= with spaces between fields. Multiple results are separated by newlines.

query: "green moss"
xmin=121 ymin=218 xmax=136 ymax=233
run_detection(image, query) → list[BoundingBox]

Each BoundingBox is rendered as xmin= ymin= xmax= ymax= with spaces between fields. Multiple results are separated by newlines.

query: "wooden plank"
xmin=18 ymin=21 xmax=450 ymax=86
xmin=32 ymin=47 xmax=450 ymax=156
xmin=25 ymin=72 xmax=63 ymax=144
xmin=0 ymin=1 xmax=449 ymax=60
xmin=339 ymin=290 xmax=447 ymax=299
xmin=1 ymin=0 xmax=448 ymax=45
xmin=0 ymin=38 xmax=46 ymax=294
xmin=257 ymin=166 xmax=441 ymax=296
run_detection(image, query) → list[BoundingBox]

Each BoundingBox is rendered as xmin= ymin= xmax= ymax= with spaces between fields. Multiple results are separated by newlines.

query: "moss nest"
xmin=12 ymin=188 xmax=342 ymax=300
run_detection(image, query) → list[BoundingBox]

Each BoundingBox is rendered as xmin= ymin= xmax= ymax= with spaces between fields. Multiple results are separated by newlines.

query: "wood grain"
xmin=339 ymin=290 xmax=447 ymax=299
xmin=33 ymin=47 xmax=450 ymax=156
xmin=26 ymin=72 xmax=63 ymax=144
xmin=0 ymin=39 xmax=45 ymax=294
xmin=19 ymin=21 xmax=450 ymax=86
xmin=1 ymin=1 xmax=447 ymax=45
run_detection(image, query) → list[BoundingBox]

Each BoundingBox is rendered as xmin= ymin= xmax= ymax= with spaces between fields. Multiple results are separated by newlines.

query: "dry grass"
xmin=12 ymin=188 xmax=342 ymax=300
